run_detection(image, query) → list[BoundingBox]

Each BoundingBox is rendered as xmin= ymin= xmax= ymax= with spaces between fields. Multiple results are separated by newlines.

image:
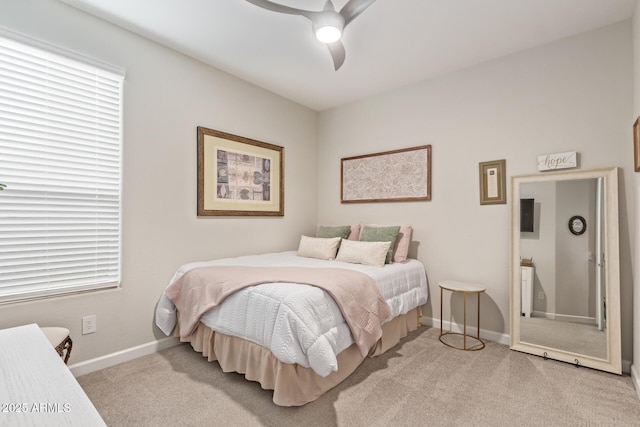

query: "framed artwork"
xmin=634 ymin=116 xmax=640 ymax=172
xmin=479 ymin=159 xmax=506 ymax=205
xmin=197 ymin=126 xmax=284 ymax=216
xmin=341 ymin=145 xmax=431 ymax=203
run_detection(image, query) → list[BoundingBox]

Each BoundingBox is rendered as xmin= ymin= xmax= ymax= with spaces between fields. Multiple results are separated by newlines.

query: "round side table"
xmin=439 ymin=280 xmax=486 ymax=351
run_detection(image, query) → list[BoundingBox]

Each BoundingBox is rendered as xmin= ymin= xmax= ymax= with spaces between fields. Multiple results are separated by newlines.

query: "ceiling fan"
xmin=246 ymin=0 xmax=377 ymax=71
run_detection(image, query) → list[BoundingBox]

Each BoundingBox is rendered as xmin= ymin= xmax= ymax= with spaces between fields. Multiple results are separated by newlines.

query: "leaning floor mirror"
xmin=510 ymin=167 xmax=621 ymax=374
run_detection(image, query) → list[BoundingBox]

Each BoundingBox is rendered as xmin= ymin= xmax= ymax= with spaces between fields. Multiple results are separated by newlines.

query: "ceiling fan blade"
xmin=327 ymin=40 xmax=346 ymax=71
xmin=339 ymin=0 xmax=376 ymax=27
xmin=322 ymin=0 xmax=336 ymax=12
xmin=246 ymin=0 xmax=317 ymax=20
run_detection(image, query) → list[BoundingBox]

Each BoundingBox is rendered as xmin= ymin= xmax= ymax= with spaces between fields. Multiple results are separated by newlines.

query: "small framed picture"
xmin=479 ymin=159 xmax=506 ymax=205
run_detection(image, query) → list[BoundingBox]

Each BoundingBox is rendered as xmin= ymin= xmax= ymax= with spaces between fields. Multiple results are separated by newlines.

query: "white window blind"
xmin=0 ymin=33 xmax=124 ymax=302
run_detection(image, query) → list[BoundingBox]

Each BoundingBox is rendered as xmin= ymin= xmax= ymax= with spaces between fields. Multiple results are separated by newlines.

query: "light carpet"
xmin=520 ymin=316 xmax=607 ymax=359
xmin=77 ymin=327 xmax=640 ymax=426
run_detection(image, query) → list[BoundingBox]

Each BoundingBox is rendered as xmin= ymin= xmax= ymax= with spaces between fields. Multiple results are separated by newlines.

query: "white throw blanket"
xmin=155 ymin=251 xmax=428 ymax=377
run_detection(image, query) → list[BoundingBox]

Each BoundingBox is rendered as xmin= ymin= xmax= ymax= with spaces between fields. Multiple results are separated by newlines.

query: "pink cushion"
xmin=393 ymin=225 xmax=412 ymax=263
xmin=347 ymin=223 xmax=361 ymax=240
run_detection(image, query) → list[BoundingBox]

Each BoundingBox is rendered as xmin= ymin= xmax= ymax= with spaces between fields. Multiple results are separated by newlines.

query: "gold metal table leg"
xmin=440 ymin=286 xmax=443 ymax=337
xmin=477 ymin=292 xmax=481 ymax=341
xmin=463 ymin=292 xmax=467 ymax=350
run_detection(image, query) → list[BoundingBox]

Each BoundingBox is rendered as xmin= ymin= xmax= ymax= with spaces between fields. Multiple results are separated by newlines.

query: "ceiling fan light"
xmin=313 ymin=11 xmax=345 ymax=44
xmin=315 ymin=26 xmax=342 ymax=43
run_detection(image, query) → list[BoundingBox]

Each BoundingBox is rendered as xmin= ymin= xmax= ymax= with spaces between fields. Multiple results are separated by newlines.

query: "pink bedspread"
xmin=165 ymin=266 xmax=392 ymax=357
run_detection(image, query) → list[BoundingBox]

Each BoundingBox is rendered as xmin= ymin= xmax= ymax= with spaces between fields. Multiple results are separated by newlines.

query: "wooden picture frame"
xmin=479 ymin=159 xmax=506 ymax=205
xmin=341 ymin=145 xmax=431 ymax=203
xmin=197 ymin=126 xmax=284 ymax=216
xmin=634 ymin=116 xmax=640 ymax=172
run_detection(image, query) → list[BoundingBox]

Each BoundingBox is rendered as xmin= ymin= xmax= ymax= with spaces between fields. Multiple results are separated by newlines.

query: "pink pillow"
xmin=347 ymin=223 xmax=361 ymax=240
xmin=393 ymin=225 xmax=412 ymax=263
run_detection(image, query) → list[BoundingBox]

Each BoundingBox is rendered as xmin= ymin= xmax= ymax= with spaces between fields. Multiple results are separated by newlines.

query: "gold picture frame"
xmin=479 ymin=159 xmax=506 ymax=205
xmin=634 ymin=116 xmax=640 ymax=172
xmin=340 ymin=145 xmax=431 ymax=203
xmin=197 ymin=126 xmax=284 ymax=216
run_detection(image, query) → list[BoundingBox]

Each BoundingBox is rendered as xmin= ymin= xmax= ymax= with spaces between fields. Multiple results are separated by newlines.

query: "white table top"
xmin=439 ymin=280 xmax=487 ymax=293
xmin=0 ymin=324 xmax=106 ymax=426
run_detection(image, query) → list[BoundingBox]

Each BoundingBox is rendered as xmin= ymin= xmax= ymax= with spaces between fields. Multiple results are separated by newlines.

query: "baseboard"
xmin=68 ymin=323 xmax=636 ymax=385
xmin=70 ymin=319 xmax=506 ymax=378
xmin=530 ymin=311 xmax=596 ymax=325
xmin=421 ymin=316 xmax=510 ymax=346
xmin=69 ymin=336 xmax=180 ymax=377
xmin=422 ymin=316 xmax=634 ymax=376
xmin=553 ymin=313 xmax=596 ymax=325
xmin=532 ymin=310 xmax=555 ymax=320
xmin=631 ymin=364 xmax=640 ymax=400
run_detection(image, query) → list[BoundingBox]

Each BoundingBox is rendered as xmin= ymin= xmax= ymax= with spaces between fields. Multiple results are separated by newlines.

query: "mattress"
xmin=156 ymin=251 xmax=427 ymax=377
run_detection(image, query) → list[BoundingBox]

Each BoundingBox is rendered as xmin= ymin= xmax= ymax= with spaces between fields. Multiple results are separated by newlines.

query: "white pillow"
xmin=297 ymin=235 xmax=341 ymax=260
xmin=335 ymin=239 xmax=391 ymax=267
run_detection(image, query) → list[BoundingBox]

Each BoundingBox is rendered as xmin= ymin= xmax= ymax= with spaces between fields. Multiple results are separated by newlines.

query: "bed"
xmin=155 ymin=231 xmax=428 ymax=406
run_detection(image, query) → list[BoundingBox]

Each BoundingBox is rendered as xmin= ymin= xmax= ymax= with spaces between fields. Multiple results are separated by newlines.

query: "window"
xmin=0 ymin=31 xmax=125 ymax=302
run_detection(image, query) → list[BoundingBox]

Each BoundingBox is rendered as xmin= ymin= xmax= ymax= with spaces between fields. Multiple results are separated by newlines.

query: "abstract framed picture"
xmin=479 ymin=159 xmax=506 ymax=205
xmin=341 ymin=145 xmax=431 ymax=203
xmin=197 ymin=126 xmax=284 ymax=216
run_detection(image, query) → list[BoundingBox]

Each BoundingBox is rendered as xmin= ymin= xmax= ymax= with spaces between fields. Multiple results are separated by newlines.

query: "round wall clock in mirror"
xmin=568 ymin=215 xmax=586 ymax=235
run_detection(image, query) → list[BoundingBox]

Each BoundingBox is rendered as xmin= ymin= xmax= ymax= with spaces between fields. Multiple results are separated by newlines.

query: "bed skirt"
xmin=179 ymin=307 xmax=421 ymax=406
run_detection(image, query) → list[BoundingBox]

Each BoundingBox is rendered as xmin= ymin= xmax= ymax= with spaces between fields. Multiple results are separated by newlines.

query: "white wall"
xmin=318 ymin=22 xmax=634 ymax=362
xmin=0 ymin=0 xmax=318 ymax=363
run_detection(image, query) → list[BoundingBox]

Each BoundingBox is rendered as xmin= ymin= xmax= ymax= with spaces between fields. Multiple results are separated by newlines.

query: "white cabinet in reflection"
xmin=521 ymin=266 xmax=534 ymax=317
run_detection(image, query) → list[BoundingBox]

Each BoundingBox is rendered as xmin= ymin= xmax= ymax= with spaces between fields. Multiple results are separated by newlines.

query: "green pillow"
xmin=359 ymin=225 xmax=400 ymax=264
xmin=316 ymin=225 xmax=351 ymax=239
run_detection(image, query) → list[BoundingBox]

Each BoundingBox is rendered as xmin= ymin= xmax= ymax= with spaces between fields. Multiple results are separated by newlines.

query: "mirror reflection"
xmin=519 ymin=178 xmax=605 ymax=359
xmin=510 ymin=167 xmax=621 ymax=374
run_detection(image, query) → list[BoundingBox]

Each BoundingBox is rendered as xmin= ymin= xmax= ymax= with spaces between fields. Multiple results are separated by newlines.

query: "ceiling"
xmin=59 ymin=0 xmax=637 ymax=111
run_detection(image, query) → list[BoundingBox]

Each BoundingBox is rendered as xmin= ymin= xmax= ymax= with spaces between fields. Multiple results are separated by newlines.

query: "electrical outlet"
xmin=538 ymin=291 xmax=545 ymax=300
xmin=82 ymin=315 xmax=96 ymax=335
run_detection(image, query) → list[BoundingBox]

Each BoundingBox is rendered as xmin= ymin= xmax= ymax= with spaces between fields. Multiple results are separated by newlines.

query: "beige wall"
xmin=0 ymin=0 xmax=319 ymax=363
xmin=555 ymin=180 xmax=597 ymax=319
xmin=317 ymin=22 xmax=635 ymax=363
xmin=521 ymin=182 xmax=557 ymax=315
xmin=0 ymin=0 xmax=637 ymax=376
xmin=631 ymin=0 xmax=640 ymax=391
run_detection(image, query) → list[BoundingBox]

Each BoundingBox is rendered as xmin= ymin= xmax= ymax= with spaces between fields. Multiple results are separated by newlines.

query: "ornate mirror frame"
xmin=510 ymin=167 xmax=621 ymax=374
